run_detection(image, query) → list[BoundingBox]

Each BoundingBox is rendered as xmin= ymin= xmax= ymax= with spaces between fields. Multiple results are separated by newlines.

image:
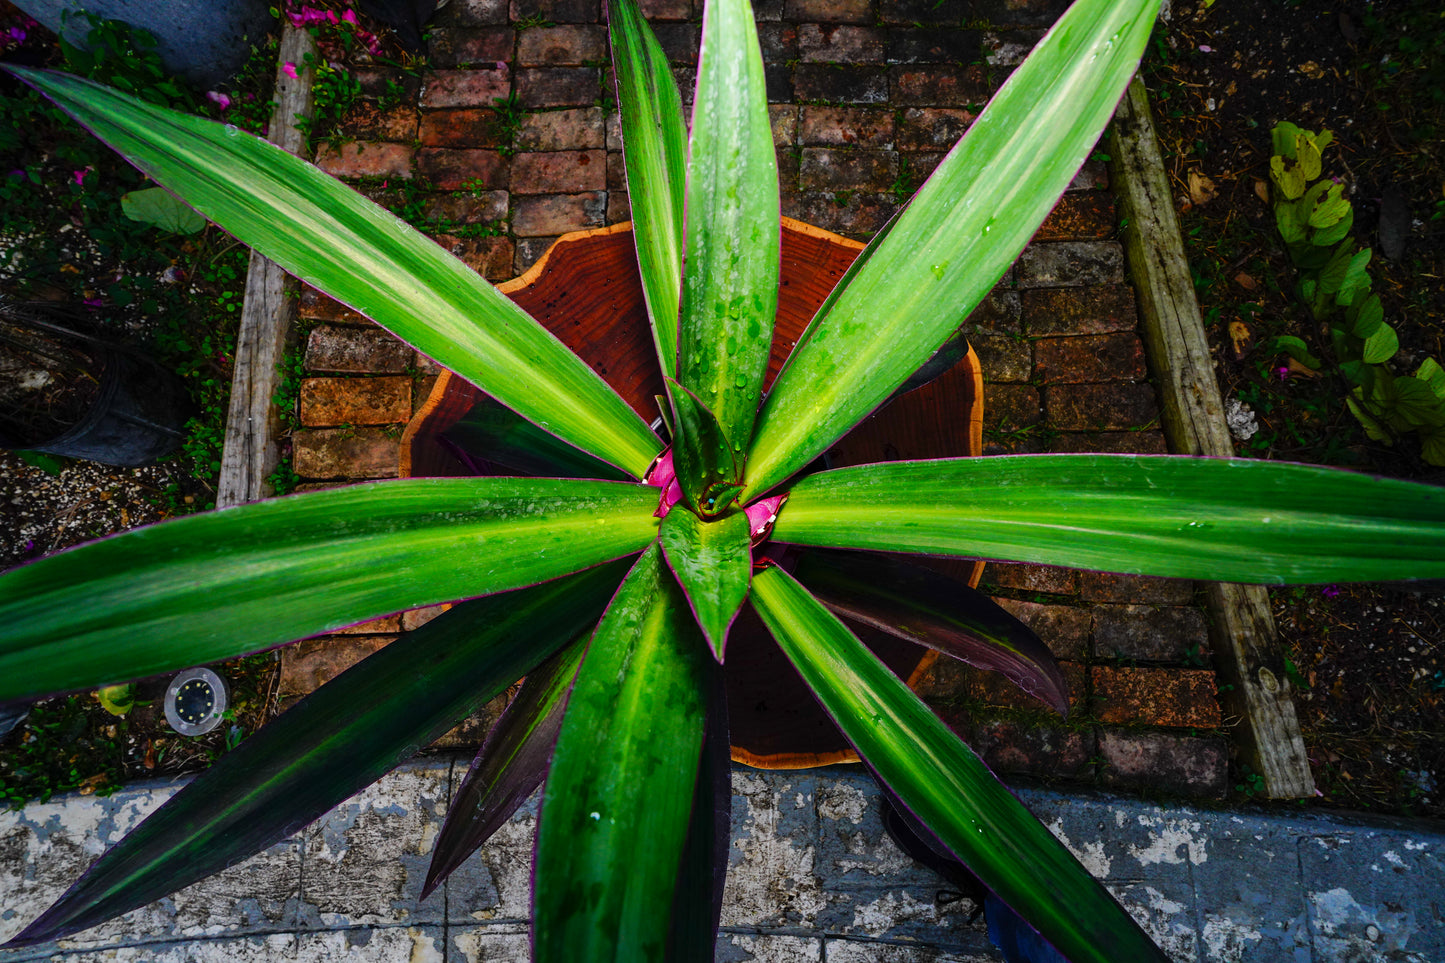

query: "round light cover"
xmin=164 ymin=667 xmax=229 ymax=736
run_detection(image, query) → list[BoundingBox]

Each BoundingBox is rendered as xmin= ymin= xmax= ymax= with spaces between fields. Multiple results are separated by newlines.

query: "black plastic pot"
xmin=0 ymin=303 xmax=187 ymax=467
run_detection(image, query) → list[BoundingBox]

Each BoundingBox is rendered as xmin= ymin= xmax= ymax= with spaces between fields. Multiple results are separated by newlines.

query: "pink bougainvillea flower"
xmin=1275 ymin=366 xmax=1290 ymax=381
xmin=342 ymin=9 xmax=359 ymax=24
xmin=4 ymin=26 xmax=26 ymax=44
xmin=1322 ymin=585 xmax=1342 ymax=598
xmin=206 ymin=91 xmax=232 ymax=111
xmin=283 ymin=62 xmax=298 ymax=80
xmin=83 ymin=297 xmax=103 ymax=308
xmin=72 ymin=166 xmax=92 ymax=186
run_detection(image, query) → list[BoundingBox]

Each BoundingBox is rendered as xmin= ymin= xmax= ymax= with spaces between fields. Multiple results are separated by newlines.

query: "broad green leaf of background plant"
xmin=659 ymin=506 xmax=752 ymax=659
xmin=5 ymin=66 xmax=662 ymax=478
xmin=534 ymin=544 xmax=708 ymax=963
xmin=422 ymin=637 xmax=588 ymax=899
xmin=8 ymin=569 xmax=625 ymax=949
xmin=608 ymin=0 xmax=687 ymax=378
xmin=677 ymin=0 xmax=779 ymax=453
xmin=0 ymin=478 xmax=658 ymax=702
xmin=793 ymin=549 xmax=1070 ymax=716
xmin=771 ymin=455 xmax=1445 ymax=584
xmin=742 ymin=0 xmax=1160 ymax=499
xmin=750 ymin=565 xmax=1170 ymax=963
xmin=120 ymin=186 xmax=205 ymax=233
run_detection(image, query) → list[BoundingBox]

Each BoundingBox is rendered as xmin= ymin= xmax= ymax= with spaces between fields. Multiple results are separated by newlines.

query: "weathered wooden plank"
xmin=216 ymin=26 xmax=316 ymax=509
xmin=1109 ymin=77 xmax=1315 ymax=799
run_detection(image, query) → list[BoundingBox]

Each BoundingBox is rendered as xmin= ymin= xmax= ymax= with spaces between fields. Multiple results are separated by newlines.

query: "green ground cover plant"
xmin=2 ymin=0 xmax=1445 ymax=958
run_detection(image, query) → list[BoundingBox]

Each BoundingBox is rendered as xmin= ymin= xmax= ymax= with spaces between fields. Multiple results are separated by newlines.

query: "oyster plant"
xmin=3 ymin=0 xmax=1444 ymax=958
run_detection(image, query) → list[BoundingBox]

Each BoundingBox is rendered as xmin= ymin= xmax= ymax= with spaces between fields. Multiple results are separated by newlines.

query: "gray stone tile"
xmin=825 ymin=937 xmax=1001 ymax=962
xmin=0 ymin=782 xmax=300 ymax=955
xmin=298 ymin=761 xmax=449 ymax=928
xmin=1300 ymin=832 xmax=1444 ymax=962
xmin=1191 ymin=816 xmax=1311 ymax=963
xmin=293 ymin=925 xmax=445 ymax=961
xmin=1107 ymin=877 xmax=1201 ymax=963
xmin=721 ymin=771 xmax=828 ymax=928
xmin=718 ymin=932 xmax=821 ymax=962
xmin=447 ymin=924 xmax=531 ymax=962
xmin=443 ymin=795 xmax=535 ymax=925
xmin=40 ymin=934 xmax=298 ymax=962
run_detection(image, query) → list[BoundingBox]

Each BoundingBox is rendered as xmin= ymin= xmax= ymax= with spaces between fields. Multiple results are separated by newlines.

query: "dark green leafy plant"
xmin=3 ymin=0 xmax=1445 ymax=959
xmin=1268 ymin=121 xmax=1445 ymax=465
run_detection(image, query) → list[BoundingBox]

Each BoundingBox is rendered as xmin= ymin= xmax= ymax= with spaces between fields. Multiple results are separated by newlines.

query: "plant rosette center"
xmin=645 ymin=447 xmax=786 ymax=547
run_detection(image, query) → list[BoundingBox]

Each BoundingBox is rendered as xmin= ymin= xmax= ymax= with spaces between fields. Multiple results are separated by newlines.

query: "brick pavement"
xmin=281 ymin=0 xmax=1227 ymax=796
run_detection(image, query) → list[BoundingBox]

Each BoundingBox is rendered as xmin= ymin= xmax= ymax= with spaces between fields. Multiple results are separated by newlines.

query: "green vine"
xmin=1267 ymin=122 xmax=1445 ymax=465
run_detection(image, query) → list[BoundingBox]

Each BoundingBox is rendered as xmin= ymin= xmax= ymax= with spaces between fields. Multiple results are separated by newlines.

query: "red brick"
xmin=352 ymin=67 xmax=422 ymax=101
xmin=420 ymin=190 xmax=509 ymax=227
xmin=607 ymin=150 xmax=627 ymax=190
xmin=1098 ymin=730 xmax=1228 ymax=798
xmin=338 ymin=102 xmax=419 ymax=141
xmin=799 ymin=148 xmax=898 ymax=191
xmin=1016 ymin=240 xmax=1126 ymax=288
xmin=518 ymin=24 xmax=607 ymax=65
xmin=315 ymin=142 xmax=414 ymax=179
xmin=757 ymin=22 xmax=795 ymax=63
xmin=1093 ymin=604 xmax=1210 ymax=663
xmin=403 ymin=604 xmax=450 ymax=630
xmin=430 ymin=233 xmax=516 ymax=280
xmin=518 ymin=107 xmax=605 ymax=149
xmin=293 ymin=427 xmax=400 ymax=479
xmin=987 ymin=562 xmax=1077 ymax=596
xmin=1034 ymin=333 xmax=1147 ymax=384
xmin=607 ymin=190 xmax=631 ymax=225
xmin=510 ymin=0 xmax=599 ymax=22
xmin=784 ymin=0 xmax=872 ymax=22
xmin=993 ymin=598 xmax=1091 ymax=659
xmin=1090 ymin=666 xmax=1222 ymax=728
xmin=918 ymin=658 xmax=1086 ymax=717
xmin=416 ymin=148 xmax=509 ymax=190
xmin=419 ymin=109 xmax=510 ymax=148
xmin=639 ymin=0 xmax=693 ymax=19
xmin=1045 ymin=382 xmax=1159 ymax=432
xmin=1070 ymin=159 xmax=1109 ymax=191
xmin=878 ymin=0 xmax=960 ymax=26
xmin=428 ymin=27 xmax=515 ymax=67
xmin=511 ymin=192 xmax=607 ymax=235
xmin=798 ymin=24 xmax=887 ymax=62
xmin=300 ymin=285 xmax=369 ymax=324
xmin=890 ymin=65 xmax=992 ymax=107
xmin=299 ymin=376 xmax=413 ymax=426
xmin=510 ymin=150 xmax=607 ymax=192
xmin=443 ymin=0 xmax=510 ymax=25
xmin=1023 ymin=285 xmax=1139 ymax=336
xmin=279 ymin=635 xmax=396 ymax=705
xmin=792 ymin=65 xmax=889 ymax=104
xmin=421 ymin=68 xmax=512 ymax=108
xmin=1078 ymin=572 xmax=1196 ymax=606
xmin=305 ymin=325 xmax=413 ymax=374
xmin=980 ymin=384 xmax=1041 ymax=431
xmin=896 ymin=107 xmax=976 ymax=151
xmin=1035 ymin=192 xmax=1117 ymax=242
xmin=516 ymin=67 xmax=601 ymax=108
xmin=334 ymin=614 xmax=403 ymax=634
xmin=764 ymin=107 xmax=797 ymax=149
xmin=970 ymin=333 xmax=1031 ymax=383
xmin=965 ymin=719 xmax=1094 ymax=780
xmin=889 ymin=28 xmax=984 ymax=64
xmin=798 ymin=106 xmax=894 ymax=148
xmin=515 ymin=236 xmax=559 ymax=270
xmin=1044 ymin=431 xmax=1169 ymax=455
xmin=781 ymin=191 xmax=895 ymax=238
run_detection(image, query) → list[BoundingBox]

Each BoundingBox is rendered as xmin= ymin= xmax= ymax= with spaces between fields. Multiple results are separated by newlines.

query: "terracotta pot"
xmin=402 ymin=217 xmax=984 ymax=769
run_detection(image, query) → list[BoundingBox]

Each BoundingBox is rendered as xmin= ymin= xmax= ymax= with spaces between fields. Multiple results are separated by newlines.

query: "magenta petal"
xmin=646 ymin=448 xmax=676 ymax=489
xmin=744 ymin=495 xmax=788 ymax=542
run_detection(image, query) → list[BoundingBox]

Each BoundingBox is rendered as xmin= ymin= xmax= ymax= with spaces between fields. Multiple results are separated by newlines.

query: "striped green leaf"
xmin=771 ymin=455 xmax=1445 ymax=584
xmin=677 ymin=0 xmax=779 ymax=453
xmin=608 ymin=0 xmax=688 ymax=378
xmin=6 ymin=66 xmax=661 ymax=478
xmin=8 ymin=566 xmax=627 ymax=949
xmin=443 ymin=394 xmax=631 ymax=481
xmin=0 ymin=478 xmax=659 ymax=702
xmin=534 ymin=544 xmax=709 ymax=963
xmin=422 ymin=637 xmax=588 ymax=899
xmin=750 ymin=564 xmax=1169 ymax=963
xmin=659 ymin=506 xmax=752 ymax=659
xmin=742 ymin=0 xmax=1161 ymax=499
